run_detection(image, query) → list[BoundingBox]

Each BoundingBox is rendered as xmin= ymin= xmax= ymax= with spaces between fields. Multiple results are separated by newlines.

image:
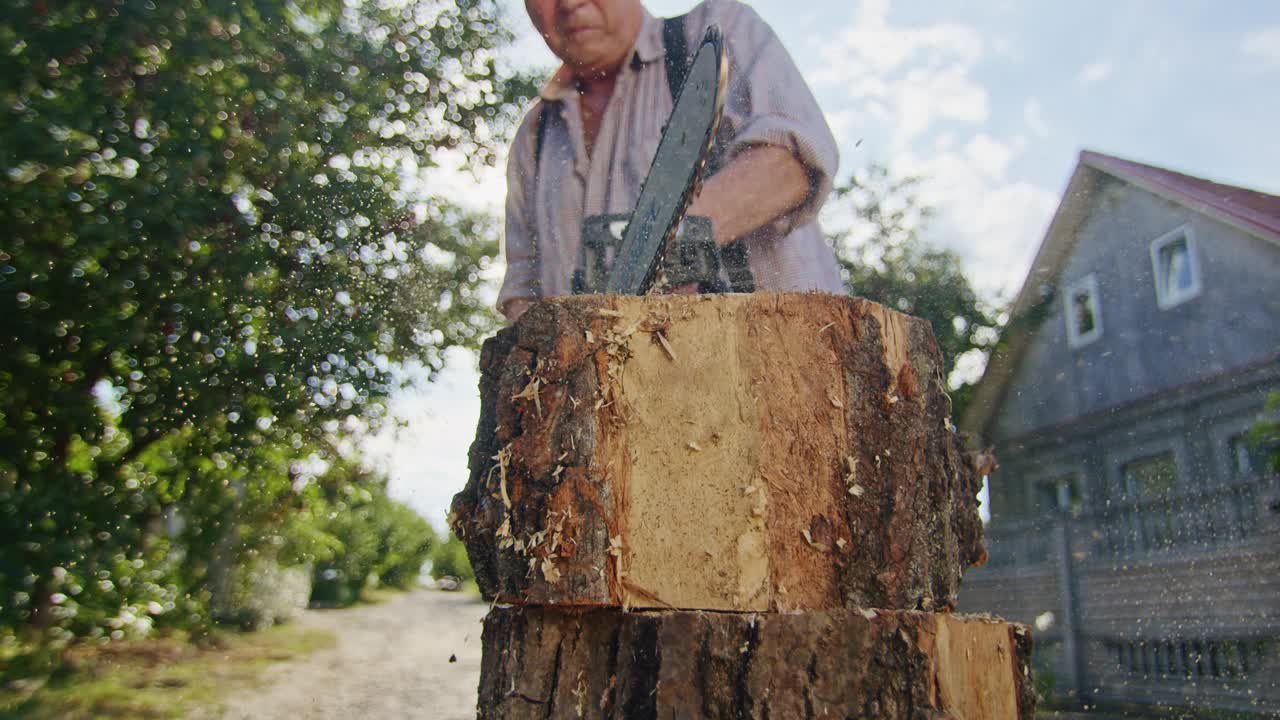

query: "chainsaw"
xmin=570 ymin=25 xmax=752 ymax=296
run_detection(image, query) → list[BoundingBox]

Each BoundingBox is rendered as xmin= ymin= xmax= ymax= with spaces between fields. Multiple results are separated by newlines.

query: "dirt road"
xmin=210 ymin=589 xmax=489 ymax=720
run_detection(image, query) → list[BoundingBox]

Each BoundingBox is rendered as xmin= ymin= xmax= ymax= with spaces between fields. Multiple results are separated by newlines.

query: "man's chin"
xmin=565 ymin=51 xmax=624 ymax=79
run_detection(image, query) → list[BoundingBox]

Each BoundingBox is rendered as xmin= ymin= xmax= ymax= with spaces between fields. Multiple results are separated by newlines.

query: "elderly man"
xmin=498 ymin=0 xmax=843 ymax=321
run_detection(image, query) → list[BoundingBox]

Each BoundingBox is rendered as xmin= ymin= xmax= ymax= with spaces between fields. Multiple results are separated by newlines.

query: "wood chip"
xmin=654 ymin=330 xmax=678 ymax=362
xmin=596 ymin=308 xmax=623 ymax=317
xmin=828 ymin=390 xmax=844 ymax=408
xmin=859 ymin=608 xmax=878 ymax=620
xmin=511 ymin=377 xmax=543 ymax=418
xmin=687 ymin=441 xmax=702 ymax=452
xmin=848 ymin=484 xmax=865 ymax=497
xmin=801 ymin=528 xmax=829 ymax=552
xmin=817 ymin=322 xmax=835 ymax=334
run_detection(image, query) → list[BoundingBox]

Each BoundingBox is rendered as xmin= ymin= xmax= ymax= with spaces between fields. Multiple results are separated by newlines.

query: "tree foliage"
xmin=827 ymin=166 xmax=1003 ymax=417
xmin=429 ymin=532 xmax=474 ymax=583
xmin=308 ymin=461 xmax=435 ymax=607
xmin=0 ymin=0 xmax=526 ymax=641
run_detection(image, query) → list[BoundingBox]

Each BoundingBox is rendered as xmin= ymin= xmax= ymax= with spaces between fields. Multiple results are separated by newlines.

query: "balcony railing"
xmin=983 ymin=473 xmax=1277 ymax=567
xmin=1090 ymin=474 xmax=1277 ymax=558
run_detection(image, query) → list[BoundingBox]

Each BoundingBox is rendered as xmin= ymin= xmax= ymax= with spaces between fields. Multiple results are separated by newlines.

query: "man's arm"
xmin=686 ymin=1 xmax=840 ymax=248
xmin=497 ymin=111 xmax=542 ymax=323
xmin=686 ymin=144 xmax=811 ymax=248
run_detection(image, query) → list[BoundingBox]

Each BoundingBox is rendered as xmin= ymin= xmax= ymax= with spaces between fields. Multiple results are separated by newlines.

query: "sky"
xmin=371 ymin=0 xmax=1280 ymax=528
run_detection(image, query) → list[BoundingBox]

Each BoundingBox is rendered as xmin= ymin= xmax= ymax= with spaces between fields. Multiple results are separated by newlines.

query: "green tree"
xmin=430 ymin=532 xmax=474 ymax=584
xmin=306 ymin=459 xmax=434 ymax=606
xmin=827 ymin=166 xmax=1003 ymax=417
xmin=0 ymin=0 xmax=525 ymax=637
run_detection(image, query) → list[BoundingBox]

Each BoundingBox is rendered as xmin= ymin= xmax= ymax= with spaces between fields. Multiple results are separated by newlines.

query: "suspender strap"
xmin=534 ymin=103 xmax=550 ymax=172
xmin=527 ymin=106 xmax=550 ymax=297
xmin=662 ymin=14 xmax=689 ymax=100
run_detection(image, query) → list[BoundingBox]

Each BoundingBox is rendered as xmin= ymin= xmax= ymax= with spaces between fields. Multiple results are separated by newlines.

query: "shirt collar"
xmin=537 ymin=10 xmax=665 ymax=102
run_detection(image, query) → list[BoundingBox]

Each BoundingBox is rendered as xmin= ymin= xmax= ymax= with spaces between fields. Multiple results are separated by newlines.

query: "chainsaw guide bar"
xmin=605 ymin=25 xmax=727 ymax=295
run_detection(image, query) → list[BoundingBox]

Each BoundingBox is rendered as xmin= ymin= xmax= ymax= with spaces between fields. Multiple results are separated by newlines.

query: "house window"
xmin=1064 ymin=274 xmax=1102 ymax=348
xmin=1035 ymin=475 xmax=1082 ymax=515
xmin=1150 ymin=226 xmax=1201 ymax=309
xmin=1123 ymin=453 xmax=1178 ymax=498
xmin=1230 ymin=433 xmax=1276 ymax=478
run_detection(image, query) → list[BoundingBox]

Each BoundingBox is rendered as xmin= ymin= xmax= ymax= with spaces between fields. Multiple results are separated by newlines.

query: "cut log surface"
xmin=478 ymin=606 xmax=1035 ymax=720
xmin=449 ymin=294 xmax=986 ymax=611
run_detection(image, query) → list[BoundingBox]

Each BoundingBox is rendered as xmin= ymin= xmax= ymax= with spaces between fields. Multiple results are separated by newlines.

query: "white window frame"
xmin=1064 ymin=273 xmax=1103 ymax=348
xmin=1149 ymin=225 xmax=1201 ymax=310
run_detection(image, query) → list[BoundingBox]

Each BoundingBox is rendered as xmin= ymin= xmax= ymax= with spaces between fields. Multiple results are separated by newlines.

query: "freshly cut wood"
xmin=478 ymin=606 xmax=1035 ymax=720
xmin=449 ymin=294 xmax=986 ymax=612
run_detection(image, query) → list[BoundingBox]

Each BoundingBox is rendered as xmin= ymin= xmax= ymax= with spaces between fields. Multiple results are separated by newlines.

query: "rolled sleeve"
xmin=496 ymin=112 xmax=541 ymax=320
xmin=712 ymin=1 xmax=840 ymax=234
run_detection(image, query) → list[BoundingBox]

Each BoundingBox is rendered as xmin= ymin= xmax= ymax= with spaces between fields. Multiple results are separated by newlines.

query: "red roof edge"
xmin=1080 ymin=150 xmax=1280 ymax=243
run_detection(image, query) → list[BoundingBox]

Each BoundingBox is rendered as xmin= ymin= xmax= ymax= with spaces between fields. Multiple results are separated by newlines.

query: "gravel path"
xmin=209 ymin=589 xmax=489 ymax=719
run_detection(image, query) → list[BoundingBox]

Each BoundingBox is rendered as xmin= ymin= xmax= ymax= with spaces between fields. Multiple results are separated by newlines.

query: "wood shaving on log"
xmin=511 ymin=375 xmax=543 ymax=418
xmin=801 ymin=528 xmax=830 ymax=553
xmin=654 ymin=330 xmax=678 ymax=362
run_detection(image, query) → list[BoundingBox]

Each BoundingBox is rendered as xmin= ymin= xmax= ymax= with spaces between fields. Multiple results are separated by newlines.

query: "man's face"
xmin=525 ymin=0 xmax=644 ymax=76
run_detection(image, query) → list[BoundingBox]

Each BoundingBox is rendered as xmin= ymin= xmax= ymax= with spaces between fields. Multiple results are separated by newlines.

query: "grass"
xmin=0 ymin=623 xmax=335 ymax=720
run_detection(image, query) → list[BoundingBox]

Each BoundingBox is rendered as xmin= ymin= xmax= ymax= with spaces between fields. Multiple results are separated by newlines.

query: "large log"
xmin=449 ymin=294 xmax=986 ymax=612
xmin=478 ymin=605 xmax=1035 ymax=719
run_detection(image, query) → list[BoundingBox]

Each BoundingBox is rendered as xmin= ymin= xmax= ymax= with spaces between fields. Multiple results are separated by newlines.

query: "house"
xmin=958 ymin=150 xmax=1280 ymax=715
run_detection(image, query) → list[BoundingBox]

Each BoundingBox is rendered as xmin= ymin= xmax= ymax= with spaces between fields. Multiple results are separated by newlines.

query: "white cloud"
xmin=1241 ymin=26 xmax=1280 ymax=68
xmin=1023 ymin=98 xmax=1049 ymax=137
xmin=809 ymin=1 xmax=1057 ymax=297
xmin=889 ymin=141 xmax=1059 ymax=296
xmin=1076 ymin=61 xmax=1112 ymax=87
xmin=809 ymin=0 xmax=988 ymax=149
xmin=964 ymin=133 xmax=1013 ymax=180
xmin=363 ymin=348 xmax=482 ymax=530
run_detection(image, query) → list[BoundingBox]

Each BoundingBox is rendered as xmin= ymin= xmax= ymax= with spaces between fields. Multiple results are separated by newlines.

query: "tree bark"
xmin=478 ymin=605 xmax=1035 ymax=719
xmin=450 ymin=294 xmax=986 ymax=612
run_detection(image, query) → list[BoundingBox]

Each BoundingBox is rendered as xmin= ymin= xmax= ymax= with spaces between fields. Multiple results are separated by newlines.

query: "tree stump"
xmin=450 ymin=294 xmax=1033 ymax=719
xmin=450 ymin=294 xmax=985 ymax=611
xmin=478 ymin=606 xmax=1035 ymax=720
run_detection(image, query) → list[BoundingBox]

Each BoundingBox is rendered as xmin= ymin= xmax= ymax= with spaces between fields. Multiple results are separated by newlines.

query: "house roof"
xmin=959 ymin=150 xmax=1280 ymax=440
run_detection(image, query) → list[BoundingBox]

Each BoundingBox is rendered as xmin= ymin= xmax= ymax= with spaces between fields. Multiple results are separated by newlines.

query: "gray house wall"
xmin=990 ymin=176 xmax=1280 ymax=466
xmin=961 ymin=173 xmax=1280 ymax=715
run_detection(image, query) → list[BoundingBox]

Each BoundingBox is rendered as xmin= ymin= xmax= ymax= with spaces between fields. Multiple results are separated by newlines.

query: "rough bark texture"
xmin=450 ymin=294 xmax=986 ymax=612
xmin=478 ymin=606 xmax=1035 ymax=720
